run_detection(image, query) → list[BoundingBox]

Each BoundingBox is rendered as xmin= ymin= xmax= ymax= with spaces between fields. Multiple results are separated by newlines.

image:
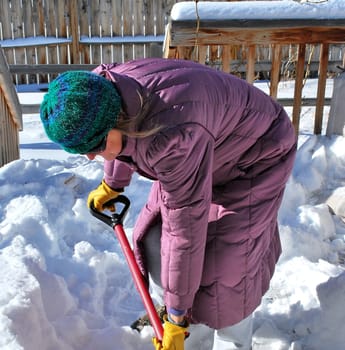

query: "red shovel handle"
xmin=90 ymin=195 xmax=164 ymax=341
xmin=114 ymin=223 xmax=164 ymax=341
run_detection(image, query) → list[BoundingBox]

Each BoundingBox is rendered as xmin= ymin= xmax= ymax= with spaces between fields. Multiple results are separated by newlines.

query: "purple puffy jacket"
xmin=93 ymin=58 xmax=297 ymax=329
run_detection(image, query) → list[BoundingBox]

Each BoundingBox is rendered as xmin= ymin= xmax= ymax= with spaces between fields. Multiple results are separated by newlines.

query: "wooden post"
xmin=246 ymin=45 xmax=256 ymax=83
xmin=0 ymin=47 xmax=22 ymax=130
xmin=210 ymin=45 xmax=218 ymax=64
xmin=177 ymin=46 xmax=193 ymax=60
xmin=69 ymin=0 xmax=80 ymax=64
xmin=270 ymin=44 xmax=282 ymax=99
xmin=292 ymin=44 xmax=306 ymax=135
xmin=0 ymin=46 xmax=22 ymax=166
xmin=314 ymin=43 xmax=329 ymax=134
xmin=196 ymin=45 xmax=208 ymax=65
xmin=222 ymin=45 xmax=231 ymax=73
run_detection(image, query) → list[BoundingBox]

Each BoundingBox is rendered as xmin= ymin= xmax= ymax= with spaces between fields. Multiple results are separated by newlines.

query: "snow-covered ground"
xmin=0 ymin=76 xmax=345 ymax=350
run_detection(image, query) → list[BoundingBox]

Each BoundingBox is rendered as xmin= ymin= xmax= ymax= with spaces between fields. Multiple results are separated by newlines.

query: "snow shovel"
xmin=89 ymin=195 xmax=164 ymax=341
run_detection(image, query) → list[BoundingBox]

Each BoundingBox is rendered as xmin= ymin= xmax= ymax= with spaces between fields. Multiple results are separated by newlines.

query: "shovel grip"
xmin=89 ymin=195 xmax=130 ymax=227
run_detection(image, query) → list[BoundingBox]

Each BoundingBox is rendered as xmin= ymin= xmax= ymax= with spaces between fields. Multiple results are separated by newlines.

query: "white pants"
xmin=212 ymin=314 xmax=253 ymax=350
xmin=143 ymin=224 xmax=253 ymax=350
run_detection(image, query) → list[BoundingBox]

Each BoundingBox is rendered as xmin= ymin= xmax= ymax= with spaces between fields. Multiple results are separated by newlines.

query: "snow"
xmin=1 ymin=75 xmax=344 ymax=350
xmin=79 ymin=35 xmax=165 ymax=44
xmin=171 ymin=0 xmax=345 ymax=21
xmin=0 ymin=36 xmax=71 ymax=48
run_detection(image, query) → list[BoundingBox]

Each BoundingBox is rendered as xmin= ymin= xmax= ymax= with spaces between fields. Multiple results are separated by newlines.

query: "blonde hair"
xmin=115 ymin=90 xmax=162 ymax=138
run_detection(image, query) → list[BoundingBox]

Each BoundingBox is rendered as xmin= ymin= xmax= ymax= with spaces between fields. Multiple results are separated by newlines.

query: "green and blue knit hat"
xmin=40 ymin=71 xmax=122 ymax=154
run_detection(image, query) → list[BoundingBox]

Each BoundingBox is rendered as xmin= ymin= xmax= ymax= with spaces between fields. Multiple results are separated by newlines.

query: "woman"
xmin=40 ymin=58 xmax=297 ymax=350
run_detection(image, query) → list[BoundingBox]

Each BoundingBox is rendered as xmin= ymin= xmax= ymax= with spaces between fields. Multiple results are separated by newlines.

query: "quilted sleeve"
xmin=104 ymin=159 xmax=134 ymax=189
xmin=147 ymin=123 xmax=215 ymax=311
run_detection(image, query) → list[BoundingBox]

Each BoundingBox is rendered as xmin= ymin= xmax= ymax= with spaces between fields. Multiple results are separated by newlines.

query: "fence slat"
xmin=70 ymin=0 xmax=80 ymax=64
xmin=0 ymin=2 xmax=11 ymax=39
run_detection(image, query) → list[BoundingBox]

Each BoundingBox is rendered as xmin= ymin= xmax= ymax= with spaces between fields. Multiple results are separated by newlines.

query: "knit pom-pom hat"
xmin=40 ymin=71 xmax=121 ymax=154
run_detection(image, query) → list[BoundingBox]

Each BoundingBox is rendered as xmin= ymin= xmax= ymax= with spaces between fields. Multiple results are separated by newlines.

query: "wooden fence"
xmin=0 ymin=0 xmax=344 ymax=85
xmin=164 ymin=1 xmax=345 ymax=135
xmin=0 ymin=0 xmax=182 ymax=84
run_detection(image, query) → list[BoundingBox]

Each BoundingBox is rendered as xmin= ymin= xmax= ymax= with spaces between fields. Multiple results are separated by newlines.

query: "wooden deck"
xmin=164 ymin=1 xmax=345 ymax=135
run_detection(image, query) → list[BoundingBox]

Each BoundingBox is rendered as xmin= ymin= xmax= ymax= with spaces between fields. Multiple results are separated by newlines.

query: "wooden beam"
xmin=170 ymin=26 xmax=345 ymax=46
xmin=176 ymin=46 xmax=193 ymax=60
xmin=278 ymin=97 xmax=332 ymax=107
xmin=8 ymin=60 xmax=344 ymax=76
xmin=9 ymin=64 xmax=98 ymax=74
xmin=172 ymin=19 xmax=345 ymax=30
xmin=292 ymin=43 xmax=306 ymax=135
xmin=270 ymin=44 xmax=281 ymax=99
xmin=221 ymin=45 xmax=231 ymax=73
xmin=197 ymin=45 xmax=208 ymax=65
xmin=314 ymin=43 xmax=329 ymax=134
xmin=0 ymin=47 xmax=22 ymax=129
xmin=246 ymin=45 xmax=256 ymax=83
xmin=210 ymin=45 xmax=218 ymax=62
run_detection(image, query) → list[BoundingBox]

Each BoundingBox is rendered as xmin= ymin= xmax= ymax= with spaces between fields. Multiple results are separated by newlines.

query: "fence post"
xmin=246 ymin=45 xmax=256 ymax=84
xmin=314 ymin=43 xmax=329 ymax=134
xmin=292 ymin=44 xmax=306 ymax=135
xmin=326 ymin=71 xmax=345 ymax=136
xmin=270 ymin=44 xmax=282 ymax=99
xmin=70 ymin=0 xmax=80 ymax=64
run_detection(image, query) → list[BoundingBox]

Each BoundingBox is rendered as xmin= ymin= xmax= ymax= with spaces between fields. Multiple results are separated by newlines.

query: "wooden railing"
xmin=163 ymin=1 xmax=345 ymax=135
xmin=0 ymin=47 xmax=22 ymax=167
xmin=13 ymin=63 xmax=332 ymax=115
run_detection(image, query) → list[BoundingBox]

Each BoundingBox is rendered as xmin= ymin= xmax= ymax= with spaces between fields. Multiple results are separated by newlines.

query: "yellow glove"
xmin=87 ymin=180 xmax=122 ymax=211
xmin=152 ymin=315 xmax=189 ymax=350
